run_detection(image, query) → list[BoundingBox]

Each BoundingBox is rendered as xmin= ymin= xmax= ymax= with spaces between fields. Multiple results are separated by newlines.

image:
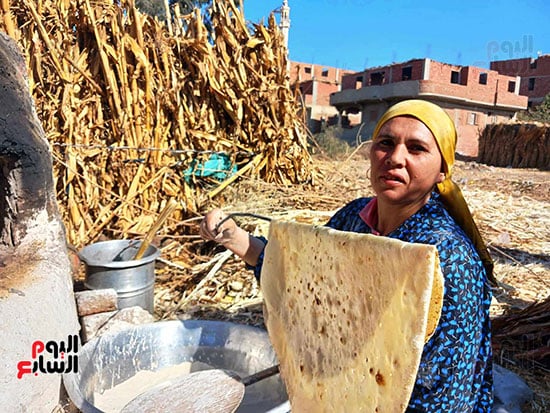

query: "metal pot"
xmin=79 ymin=239 xmax=160 ymax=313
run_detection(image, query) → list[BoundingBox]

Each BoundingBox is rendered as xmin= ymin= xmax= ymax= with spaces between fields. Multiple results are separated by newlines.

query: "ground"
xmin=152 ymin=153 xmax=549 ymax=412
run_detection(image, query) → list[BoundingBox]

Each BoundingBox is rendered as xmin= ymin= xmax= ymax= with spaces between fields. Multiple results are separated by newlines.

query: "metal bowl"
xmin=63 ymin=320 xmax=289 ymax=413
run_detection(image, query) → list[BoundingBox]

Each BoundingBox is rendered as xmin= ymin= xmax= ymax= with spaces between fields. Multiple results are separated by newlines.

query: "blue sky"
xmin=242 ymin=0 xmax=550 ymax=72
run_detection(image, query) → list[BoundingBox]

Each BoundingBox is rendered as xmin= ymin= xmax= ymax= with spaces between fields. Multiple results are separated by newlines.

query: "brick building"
xmin=289 ymin=61 xmax=356 ymax=133
xmin=490 ymin=54 xmax=550 ymax=107
xmin=330 ymin=58 xmax=528 ymax=156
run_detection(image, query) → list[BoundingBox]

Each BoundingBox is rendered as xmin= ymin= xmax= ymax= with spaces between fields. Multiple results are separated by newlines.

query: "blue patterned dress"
xmin=250 ymin=193 xmax=493 ymax=412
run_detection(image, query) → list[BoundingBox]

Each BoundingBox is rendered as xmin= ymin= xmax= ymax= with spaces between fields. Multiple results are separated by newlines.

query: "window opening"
xmin=402 ymin=66 xmax=412 ymax=80
xmin=370 ymin=72 xmax=384 ymax=85
xmin=450 ymin=71 xmax=460 ymax=84
xmin=479 ymin=73 xmax=488 ymax=85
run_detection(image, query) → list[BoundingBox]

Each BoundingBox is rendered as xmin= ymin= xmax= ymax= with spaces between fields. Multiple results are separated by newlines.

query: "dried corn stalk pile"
xmin=0 ymin=0 xmax=313 ymax=248
xmin=492 ymin=295 xmax=550 ymax=367
xmin=478 ymin=123 xmax=550 ymax=170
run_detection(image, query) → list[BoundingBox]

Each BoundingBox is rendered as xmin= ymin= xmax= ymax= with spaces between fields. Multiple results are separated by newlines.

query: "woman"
xmin=200 ymin=99 xmax=494 ymax=412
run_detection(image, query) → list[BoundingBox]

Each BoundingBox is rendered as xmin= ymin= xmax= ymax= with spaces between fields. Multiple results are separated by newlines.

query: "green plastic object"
xmin=184 ymin=153 xmax=237 ymax=182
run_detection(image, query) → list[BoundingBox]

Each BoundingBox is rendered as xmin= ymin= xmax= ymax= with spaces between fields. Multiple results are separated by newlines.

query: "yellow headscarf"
xmin=372 ymin=99 xmax=495 ymax=284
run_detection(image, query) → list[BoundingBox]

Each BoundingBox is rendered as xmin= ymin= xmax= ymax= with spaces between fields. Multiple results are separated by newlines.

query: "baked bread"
xmin=261 ymin=221 xmax=444 ymax=412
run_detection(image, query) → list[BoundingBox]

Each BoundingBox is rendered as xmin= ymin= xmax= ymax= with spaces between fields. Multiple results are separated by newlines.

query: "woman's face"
xmin=369 ymin=116 xmax=444 ymax=208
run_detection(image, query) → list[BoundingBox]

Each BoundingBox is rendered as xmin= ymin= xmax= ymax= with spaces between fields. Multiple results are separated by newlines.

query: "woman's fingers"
xmin=214 ymin=219 xmax=237 ymax=243
xmin=199 ymin=219 xmax=212 ymax=240
xmin=199 ymin=209 xmax=236 ymax=244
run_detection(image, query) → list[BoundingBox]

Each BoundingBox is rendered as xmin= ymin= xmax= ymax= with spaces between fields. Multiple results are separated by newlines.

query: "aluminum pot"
xmin=79 ymin=240 xmax=160 ymax=313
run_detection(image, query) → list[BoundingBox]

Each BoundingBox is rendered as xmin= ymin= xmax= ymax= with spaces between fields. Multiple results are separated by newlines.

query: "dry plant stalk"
xmin=492 ymin=296 xmax=550 ymax=364
xmin=478 ymin=123 xmax=550 ymax=170
xmin=0 ymin=0 xmax=314 ymax=248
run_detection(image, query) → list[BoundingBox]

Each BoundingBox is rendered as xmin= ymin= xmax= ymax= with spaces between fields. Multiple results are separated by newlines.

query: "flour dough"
xmin=260 ymin=221 xmax=444 ymax=412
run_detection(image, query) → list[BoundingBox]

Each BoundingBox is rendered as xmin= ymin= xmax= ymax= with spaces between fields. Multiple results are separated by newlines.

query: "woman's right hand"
xmin=199 ymin=208 xmax=266 ymax=267
xmin=199 ymin=208 xmax=238 ymax=245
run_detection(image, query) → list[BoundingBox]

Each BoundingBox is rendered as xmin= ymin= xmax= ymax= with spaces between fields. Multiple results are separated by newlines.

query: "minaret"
xmin=279 ymin=0 xmax=290 ymax=50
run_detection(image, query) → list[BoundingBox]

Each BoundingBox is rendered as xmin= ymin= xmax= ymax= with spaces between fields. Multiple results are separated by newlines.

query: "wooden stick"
xmin=75 ymin=289 xmax=118 ymax=316
xmin=208 ymin=154 xmax=261 ymax=199
xmin=163 ymin=0 xmax=173 ymax=36
xmin=133 ymin=198 xmax=178 ymax=260
xmin=1 ymin=0 xmax=16 ymax=39
xmin=171 ymin=249 xmax=233 ymax=314
xmin=23 ymin=0 xmax=68 ymax=81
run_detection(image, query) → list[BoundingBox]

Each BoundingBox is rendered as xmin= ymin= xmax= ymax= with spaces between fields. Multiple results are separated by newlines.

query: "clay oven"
xmin=0 ymin=32 xmax=79 ymax=411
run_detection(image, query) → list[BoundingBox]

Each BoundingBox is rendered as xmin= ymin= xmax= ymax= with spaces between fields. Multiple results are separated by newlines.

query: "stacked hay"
xmin=478 ymin=123 xmax=550 ymax=170
xmin=0 ymin=0 xmax=313 ymax=247
xmin=492 ymin=296 xmax=550 ymax=367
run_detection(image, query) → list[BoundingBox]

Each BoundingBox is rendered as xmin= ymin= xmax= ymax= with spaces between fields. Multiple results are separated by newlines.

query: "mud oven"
xmin=0 ymin=32 xmax=79 ymax=411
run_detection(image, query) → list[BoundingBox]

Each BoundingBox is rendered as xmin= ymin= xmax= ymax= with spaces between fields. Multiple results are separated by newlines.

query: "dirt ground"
xmin=154 ymin=153 xmax=549 ymax=412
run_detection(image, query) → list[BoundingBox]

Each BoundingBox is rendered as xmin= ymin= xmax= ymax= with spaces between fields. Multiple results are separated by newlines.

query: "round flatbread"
xmin=261 ymin=221 xmax=444 ymax=412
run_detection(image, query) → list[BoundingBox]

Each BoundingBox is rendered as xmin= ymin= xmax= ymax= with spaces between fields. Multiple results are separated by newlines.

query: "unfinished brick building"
xmin=330 ymin=58 xmax=528 ymax=157
xmin=490 ymin=54 xmax=550 ymax=107
xmin=289 ymin=61 xmax=356 ymax=133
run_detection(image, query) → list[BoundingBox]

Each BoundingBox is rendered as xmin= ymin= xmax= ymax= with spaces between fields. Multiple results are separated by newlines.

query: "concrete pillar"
xmin=312 ymin=79 xmax=318 ymax=106
xmin=514 ymin=76 xmax=521 ymax=94
xmin=422 ymin=58 xmax=431 ymax=80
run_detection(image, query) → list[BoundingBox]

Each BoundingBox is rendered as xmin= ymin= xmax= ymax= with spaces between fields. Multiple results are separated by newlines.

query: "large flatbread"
xmin=260 ymin=221 xmax=444 ymax=413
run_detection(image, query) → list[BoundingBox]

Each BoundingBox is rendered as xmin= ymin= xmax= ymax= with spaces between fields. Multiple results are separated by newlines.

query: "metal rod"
xmin=241 ymin=364 xmax=280 ymax=387
xmin=215 ymin=212 xmax=272 ymax=232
